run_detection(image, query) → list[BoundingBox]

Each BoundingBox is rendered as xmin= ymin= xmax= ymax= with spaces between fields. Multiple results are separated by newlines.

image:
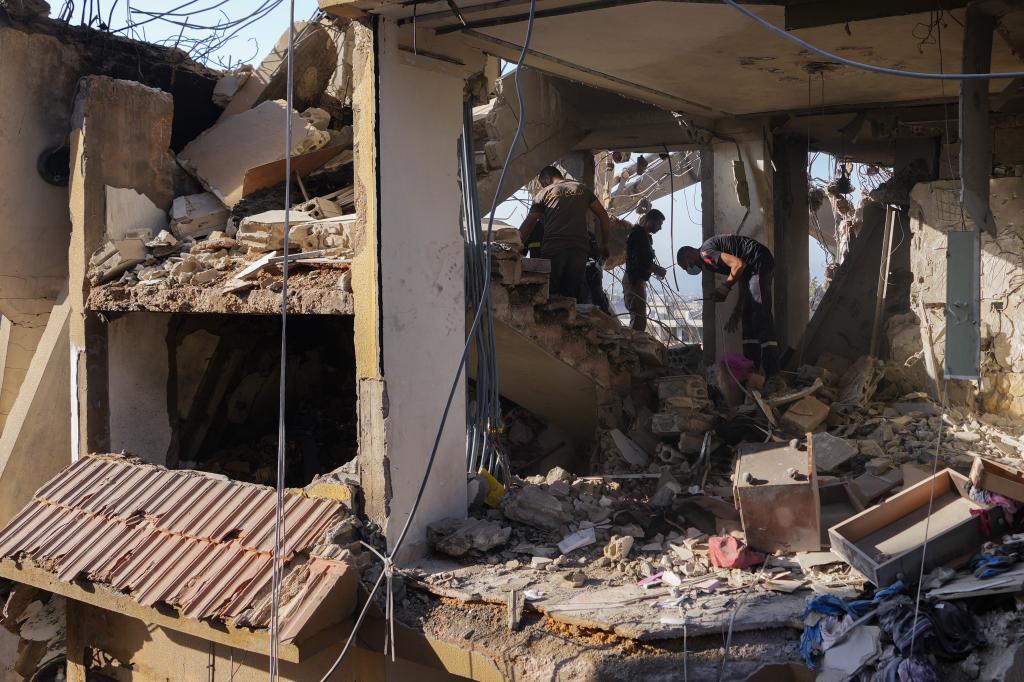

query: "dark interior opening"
xmin=170 ymin=313 xmax=357 ymax=486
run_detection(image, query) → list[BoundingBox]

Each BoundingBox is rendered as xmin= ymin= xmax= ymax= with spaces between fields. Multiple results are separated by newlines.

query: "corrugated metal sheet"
xmin=0 ymin=454 xmax=350 ymax=628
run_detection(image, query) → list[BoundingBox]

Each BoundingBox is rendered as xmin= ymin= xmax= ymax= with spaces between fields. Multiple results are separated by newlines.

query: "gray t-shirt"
xmin=529 ymin=181 xmax=596 ymax=251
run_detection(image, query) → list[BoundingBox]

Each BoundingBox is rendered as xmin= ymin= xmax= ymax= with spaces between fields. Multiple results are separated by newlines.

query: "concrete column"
xmin=708 ymin=125 xmax=774 ymax=361
xmin=771 ymin=135 xmax=809 ymax=351
xmin=67 ymin=77 xmax=177 ymax=459
xmin=355 ymin=19 xmax=468 ymax=558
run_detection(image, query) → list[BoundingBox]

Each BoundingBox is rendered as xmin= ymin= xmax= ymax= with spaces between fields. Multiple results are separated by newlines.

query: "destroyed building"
xmin=4 ymin=0 xmax=1024 ymax=679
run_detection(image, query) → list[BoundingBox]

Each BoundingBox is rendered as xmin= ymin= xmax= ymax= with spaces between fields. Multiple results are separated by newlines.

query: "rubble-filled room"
xmin=104 ymin=312 xmax=358 ymax=486
xmin=7 ymin=1 xmax=1024 ymax=680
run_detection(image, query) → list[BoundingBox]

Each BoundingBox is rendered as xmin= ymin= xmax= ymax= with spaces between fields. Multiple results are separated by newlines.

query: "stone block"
xmin=105 ymin=185 xmax=168 ymax=240
xmin=491 ymin=256 xmax=522 ymax=284
xmin=522 ymin=258 xmax=551 ymax=274
xmin=780 ymin=396 xmax=830 ymax=434
xmin=501 ymin=485 xmax=572 ymax=531
xmin=170 ymin=192 xmax=230 ymax=239
xmin=427 ymin=517 xmax=511 ymax=557
xmin=812 ymin=432 xmax=859 ymax=473
xmin=651 ymin=410 xmax=716 ymax=436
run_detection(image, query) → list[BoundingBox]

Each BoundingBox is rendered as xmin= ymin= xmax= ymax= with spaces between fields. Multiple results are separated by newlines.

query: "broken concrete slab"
xmin=236 ymin=210 xmax=314 ymax=252
xmin=219 ymin=22 xmax=337 ymax=119
xmin=212 ymin=65 xmax=253 ymax=107
xmin=501 ymin=486 xmax=572 ymax=531
xmin=169 ymin=192 xmax=230 ymax=239
xmin=104 ymin=186 xmax=167 ymax=240
xmin=851 ymin=469 xmax=902 ymax=504
xmin=609 ymin=429 xmax=648 ymax=467
xmin=779 ymin=396 xmax=830 ymax=434
xmin=812 ymin=432 xmax=859 ymax=473
xmin=88 ymin=239 xmax=147 ymax=284
xmin=427 ymin=517 xmax=511 ymax=557
xmin=836 ymin=355 xmax=885 ymax=407
xmin=178 ymin=100 xmax=329 ymax=208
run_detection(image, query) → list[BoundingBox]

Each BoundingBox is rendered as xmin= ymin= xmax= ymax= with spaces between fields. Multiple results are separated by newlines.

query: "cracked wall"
xmin=908 ymin=177 xmax=1024 ymax=415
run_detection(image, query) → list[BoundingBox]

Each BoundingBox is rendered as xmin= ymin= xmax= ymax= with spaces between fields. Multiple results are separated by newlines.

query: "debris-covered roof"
xmin=0 ymin=454 xmax=357 ymax=633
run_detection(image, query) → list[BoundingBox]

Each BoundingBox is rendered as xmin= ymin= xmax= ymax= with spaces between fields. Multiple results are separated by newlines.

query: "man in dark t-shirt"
xmin=677 ymin=235 xmax=779 ymax=377
xmin=623 ymin=209 xmax=667 ymax=331
xmin=519 ymin=166 xmax=611 ymax=299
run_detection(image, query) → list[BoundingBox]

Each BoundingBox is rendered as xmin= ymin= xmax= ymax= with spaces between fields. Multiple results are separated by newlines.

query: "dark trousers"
xmin=741 ymin=268 xmax=780 ymax=377
xmin=542 ymin=246 xmax=587 ymax=300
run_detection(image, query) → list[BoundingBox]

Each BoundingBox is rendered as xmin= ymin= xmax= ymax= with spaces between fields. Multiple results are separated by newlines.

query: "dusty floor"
xmin=396 ymin=588 xmax=804 ymax=681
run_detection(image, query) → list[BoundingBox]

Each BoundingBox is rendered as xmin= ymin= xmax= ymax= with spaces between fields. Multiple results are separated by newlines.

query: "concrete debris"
xmin=301 ymin=106 xmax=331 ymax=130
xmin=557 ymin=527 xmax=596 ymax=554
xmin=812 ymin=432 xmax=859 ymax=473
xmin=105 ymin=185 xmax=167 ymax=240
xmin=88 ymin=237 xmax=147 ymax=284
xmin=608 ymin=429 xmax=648 ymax=467
xmin=501 ymin=485 xmax=572 ymax=531
xmin=236 ymin=209 xmax=314 ymax=252
xmin=212 ymin=65 xmax=253 ymax=107
xmin=779 ymin=396 xmax=830 ymax=434
xmin=178 ymin=100 xmax=330 ymax=208
xmin=169 ymin=192 xmax=230 ymax=239
xmin=603 ymin=535 xmax=634 ymax=561
xmin=836 ymin=355 xmax=885 ymax=407
xmin=427 ymin=517 xmax=512 ymax=557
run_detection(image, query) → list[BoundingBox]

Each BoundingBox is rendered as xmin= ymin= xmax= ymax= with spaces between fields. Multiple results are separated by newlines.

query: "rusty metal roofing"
xmin=0 ymin=454 xmax=354 ymax=629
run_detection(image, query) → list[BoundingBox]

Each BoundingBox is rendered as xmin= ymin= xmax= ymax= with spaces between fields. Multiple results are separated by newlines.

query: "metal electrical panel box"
xmin=945 ymin=230 xmax=980 ymax=380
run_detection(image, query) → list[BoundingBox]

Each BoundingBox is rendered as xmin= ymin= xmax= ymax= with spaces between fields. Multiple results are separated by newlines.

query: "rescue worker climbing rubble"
xmin=519 ymin=165 xmax=611 ymax=300
xmin=677 ymin=234 xmax=780 ymax=377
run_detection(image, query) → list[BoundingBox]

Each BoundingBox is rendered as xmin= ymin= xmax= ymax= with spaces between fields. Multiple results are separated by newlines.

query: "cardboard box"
xmin=829 ymin=469 xmax=1006 ymax=587
xmin=734 ymin=440 xmax=820 ymax=553
xmin=970 ymin=457 xmax=1024 ymax=503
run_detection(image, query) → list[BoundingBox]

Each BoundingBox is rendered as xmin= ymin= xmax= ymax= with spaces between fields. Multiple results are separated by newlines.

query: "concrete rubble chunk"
xmin=191 ymin=231 xmax=236 ymax=253
xmin=300 ymin=216 xmax=356 ymax=254
xmin=178 ymin=100 xmax=329 ymax=208
xmin=426 ymin=517 xmax=511 ymax=557
xmin=812 ymin=432 xmax=859 ymax=473
xmin=609 ymin=429 xmax=649 ymax=467
xmin=301 ymin=107 xmax=331 ymax=130
xmin=237 ymin=210 xmax=314 ymax=252
xmin=837 ymin=355 xmax=885 ymax=407
xmin=169 ymin=192 xmax=230 ymax=239
xmin=212 ymin=65 xmax=253 ymax=107
xmin=603 ymin=535 xmax=634 ymax=561
xmin=88 ymin=238 xmax=148 ymax=284
xmin=105 ymin=186 xmax=167 ymax=240
xmin=501 ymin=485 xmax=572 ymax=531
xmin=779 ymin=396 xmax=830 ymax=434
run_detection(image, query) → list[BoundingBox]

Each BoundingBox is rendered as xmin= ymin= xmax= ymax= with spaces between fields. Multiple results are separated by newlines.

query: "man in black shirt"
xmin=677 ymin=235 xmax=779 ymax=377
xmin=623 ymin=210 xmax=667 ymax=331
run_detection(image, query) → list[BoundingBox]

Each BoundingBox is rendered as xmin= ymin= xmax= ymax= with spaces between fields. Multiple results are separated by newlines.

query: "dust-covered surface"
xmin=88 ymin=263 xmax=353 ymax=315
xmin=394 ymin=586 xmax=804 ymax=681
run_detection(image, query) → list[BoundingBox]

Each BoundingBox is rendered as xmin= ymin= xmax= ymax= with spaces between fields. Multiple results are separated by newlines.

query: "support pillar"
xmin=354 ymin=19 xmax=469 ymax=559
xmin=771 ymin=135 xmax=809 ymax=352
xmin=700 ymin=145 xmax=716 ymax=366
xmin=960 ymin=4 xmax=995 ymax=235
xmin=68 ymin=78 xmax=176 ymax=460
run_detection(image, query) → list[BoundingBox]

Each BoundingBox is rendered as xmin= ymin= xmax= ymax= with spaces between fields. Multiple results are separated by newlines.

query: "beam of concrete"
xmin=960 ymin=4 xmax=997 ymax=236
xmin=0 ymin=295 xmax=70 ymax=526
xmin=784 ymin=0 xmax=968 ymax=31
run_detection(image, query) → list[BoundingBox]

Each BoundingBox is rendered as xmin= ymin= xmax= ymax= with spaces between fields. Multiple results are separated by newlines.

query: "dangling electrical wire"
xmin=317 ymin=1 xmax=540 ymax=677
xmin=268 ymin=1 xmax=295 ymax=679
xmin=664 ymin=145 xmax=680 ymax=291
xmin=722 ymin=0 xmax=1024 ymax=80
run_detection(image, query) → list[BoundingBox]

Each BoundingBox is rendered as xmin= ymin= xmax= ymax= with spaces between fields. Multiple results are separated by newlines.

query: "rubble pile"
xmin=417 ymin=342 xmax=1024 ymax=677
xmin=487 ymin=227 xmax=667 ymax=390
xmin=88 ymin=100 xmax=357 ymax=300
